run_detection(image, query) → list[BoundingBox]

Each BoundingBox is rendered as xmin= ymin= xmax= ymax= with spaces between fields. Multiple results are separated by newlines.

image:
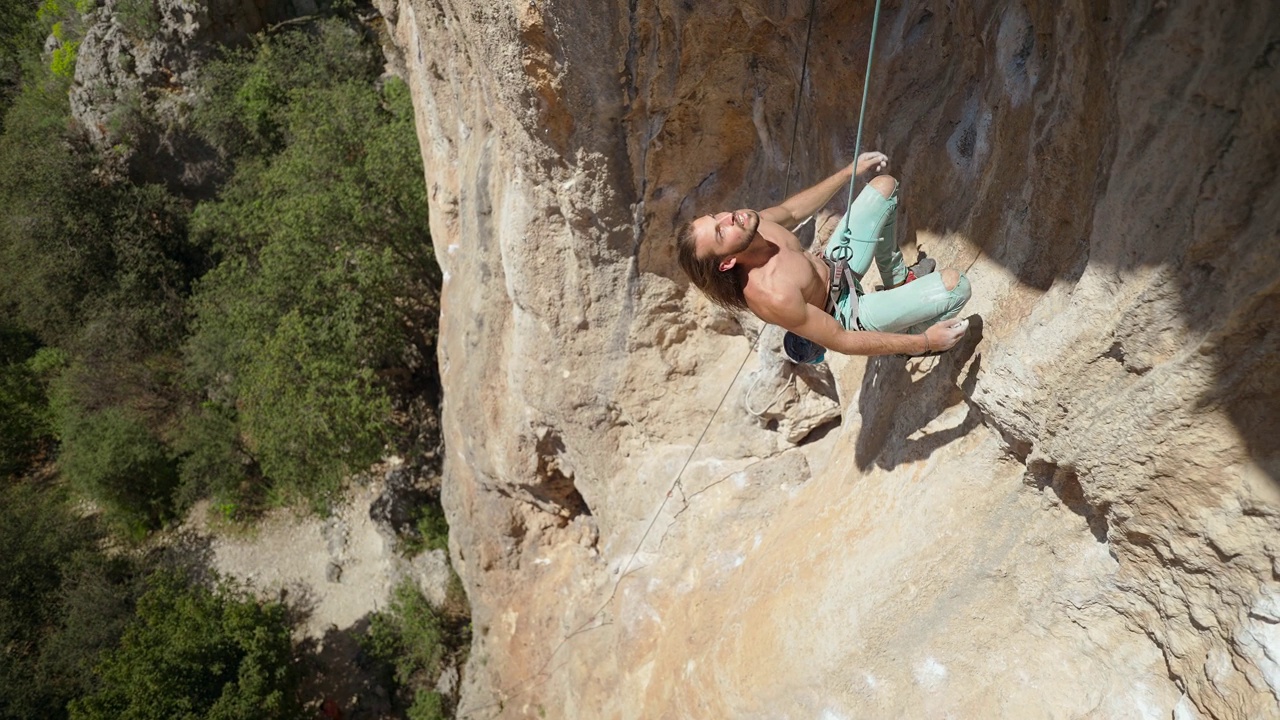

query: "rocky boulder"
xmin=69 ymin=0 xmax=314 ymax=193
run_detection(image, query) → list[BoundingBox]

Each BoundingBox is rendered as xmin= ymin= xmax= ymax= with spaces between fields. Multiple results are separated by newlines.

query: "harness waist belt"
xmin=823 ymin=255 xmax=862 ymax=329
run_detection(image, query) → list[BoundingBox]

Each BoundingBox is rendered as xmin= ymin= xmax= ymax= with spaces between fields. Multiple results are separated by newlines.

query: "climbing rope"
xmin=466 ymin=3 xmax=886 ymax=715
xmin=782 ymin=0 xmax=820 ymax=199
xmin=845 ymin=0 xmax=884 ymax=208
xmin=608 ymin=0 xmax=885 ymax=623
xmin=744 ymin=367 xmax=797 ymax=417
xmin=745 ymin=0 xmax=883 ymax=417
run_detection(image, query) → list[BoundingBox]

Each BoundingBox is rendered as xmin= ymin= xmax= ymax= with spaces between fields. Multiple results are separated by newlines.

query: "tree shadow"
xmin=295 ymin=615 xmax=396 ymax=720
xmin=854 ymin=316 xmax=985 ymax=472
xmin=151 ymin=528 xmax=218 ymax=586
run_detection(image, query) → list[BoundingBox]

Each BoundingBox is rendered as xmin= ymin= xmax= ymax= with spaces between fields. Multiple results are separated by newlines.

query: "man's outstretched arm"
xmin=760 ymin=152 xmax=888 ymax=228
xmin=751 ymin=285 xmax=967 ymax=356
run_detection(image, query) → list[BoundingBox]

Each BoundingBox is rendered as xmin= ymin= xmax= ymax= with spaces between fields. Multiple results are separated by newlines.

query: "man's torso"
xmin=742 ymin=219 xmax=830 ymax=315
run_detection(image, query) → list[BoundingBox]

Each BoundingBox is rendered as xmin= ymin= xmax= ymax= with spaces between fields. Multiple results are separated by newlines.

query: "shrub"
xmin=0 ymin=57 xmax=197 ymax=527
xmin=0 ymin=325 xmax=56 ymax=478
xmin=173 ymin=401 xmax=257 ymax=518
xmin=0 ymin=71 xmax=101 ymax=343
xmin=0 ymin=0 xmax=41 ymax=113
xmin=0 ymin=69 xmax=196 ymax=357
xmin=405 ymin=497 xmax=449 ymax=556
xmin=54 ymin=399 xmax=180 ymax=532
xmin=0 ymin=480 xmax=140 ymax=720
xmin=114 ymin=0 xmax=158 ymax=40
xmin=68 ymin=572 xmax=299 ymax=720
xmin=236 ymin=308 xmax=392 ymax=507
xmin=193 ymin=19 xmax=383 ymax=161
xmin=406 ymin=690 xmax=447 ymax=720
xmin=36 ymin=0 xmax=89 ymax=79
xmin=363 ymin=580 xmax=448 ymax=712
xmin=362 ymin=574 xmax=470 ymax=716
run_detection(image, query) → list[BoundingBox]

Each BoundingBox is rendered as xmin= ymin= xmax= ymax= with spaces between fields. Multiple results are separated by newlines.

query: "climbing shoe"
xmin=903 ymin=253 xmax=936 ymax=284
xmin=877 ymin=251 xmax=936 ymax=291
xmin=783 ymin=331 xmax=826 ymax=364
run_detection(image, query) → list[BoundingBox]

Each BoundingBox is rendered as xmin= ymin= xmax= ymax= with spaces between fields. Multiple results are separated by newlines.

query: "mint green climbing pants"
xmin=822 ymin=179 xmax=971 ymax=334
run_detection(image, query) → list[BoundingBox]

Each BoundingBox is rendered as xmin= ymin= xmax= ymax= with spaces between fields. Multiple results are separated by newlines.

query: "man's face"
xmin=691 ymin=209 xmax=760 ymax=271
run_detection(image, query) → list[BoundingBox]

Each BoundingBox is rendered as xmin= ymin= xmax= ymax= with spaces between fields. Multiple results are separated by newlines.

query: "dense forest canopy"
xmin=0 ymin=1 xmax=456 ymax=717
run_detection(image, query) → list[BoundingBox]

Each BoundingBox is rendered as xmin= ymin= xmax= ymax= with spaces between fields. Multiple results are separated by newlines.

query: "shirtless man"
xmin=676 ymin=152 xmax=972 ymax=359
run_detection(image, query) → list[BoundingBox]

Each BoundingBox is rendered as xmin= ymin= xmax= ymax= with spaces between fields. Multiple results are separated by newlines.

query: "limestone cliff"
xmin=376 ymin=0 xmax=1279 ymax=717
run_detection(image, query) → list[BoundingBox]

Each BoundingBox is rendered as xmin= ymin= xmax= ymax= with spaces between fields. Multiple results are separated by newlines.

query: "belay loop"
xmin=828 ymin=243 xmax=854 ymax=262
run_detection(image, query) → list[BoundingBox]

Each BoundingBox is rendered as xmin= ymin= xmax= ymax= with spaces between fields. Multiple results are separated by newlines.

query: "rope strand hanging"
xmin=845 ymin=0 xmax=884 ymax=207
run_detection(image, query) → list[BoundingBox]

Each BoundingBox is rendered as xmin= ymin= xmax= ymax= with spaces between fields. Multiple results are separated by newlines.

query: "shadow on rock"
xmin=1183 ymin=270 xmax=1280 ymax=485
xmin=854 ymin=316 xmax=985 ymax=472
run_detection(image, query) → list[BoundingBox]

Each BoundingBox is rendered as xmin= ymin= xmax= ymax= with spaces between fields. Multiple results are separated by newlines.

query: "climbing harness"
xmin=823 ymin=254 xmax=865 ymax=322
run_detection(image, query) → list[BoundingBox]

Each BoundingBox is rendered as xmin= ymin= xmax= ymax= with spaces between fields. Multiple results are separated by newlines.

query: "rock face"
xmin=376 ymin=0 xmax=1279 ymax=717
xmin=69 ymin=0 xmax=312 ymax=193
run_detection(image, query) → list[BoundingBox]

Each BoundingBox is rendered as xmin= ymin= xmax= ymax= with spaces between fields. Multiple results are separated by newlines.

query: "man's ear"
xmin=718 ymin=256 xmax=737 ymax=272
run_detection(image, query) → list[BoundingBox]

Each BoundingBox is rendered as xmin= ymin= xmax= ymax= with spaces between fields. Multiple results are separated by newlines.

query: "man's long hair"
xmin=676 ymin=220 xmax=748 ymax=311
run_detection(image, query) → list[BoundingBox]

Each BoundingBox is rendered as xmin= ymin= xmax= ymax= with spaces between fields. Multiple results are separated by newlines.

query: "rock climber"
xmin=676 ymin=152 xmax=972 ymax=362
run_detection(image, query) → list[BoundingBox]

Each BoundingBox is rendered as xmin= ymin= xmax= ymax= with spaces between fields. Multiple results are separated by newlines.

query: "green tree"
xmin=2 ymin=11 xmax=439 ymax=526
xmin=0 ymin=54 xmax=198 ymax=526
xmin=68 ymin=572 xmax=299 ymax=720
xmin=173 ymin=400 xmax=260 ymax=519
xmin=192 ymin=19 xmax=384 ymax=162
xmin=363 ymin=580 xmax=449 ymax=719
xmin=0 ymin=480 xmax=139 ymax=720
xmin=0 ymin=61 xmax=197 ymax=356
xmin=0 ymin=0 xmax=36 ymax=118
xmin=184 ymin=19 xmax=437 ymax=508
xmin=52 ymin=392 xmax=180 ymax=533
xmin=0 ymin=69 xmax=102 ymax=343
xmin=0 ymin=324 xmax=56 ymax=477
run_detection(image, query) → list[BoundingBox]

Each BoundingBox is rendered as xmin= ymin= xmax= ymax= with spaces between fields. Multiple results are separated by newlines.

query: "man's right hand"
xmin=854 ymin=151 xmax=889 ymax=177
xmin=923 ymin=318 xmax=969 ymax=353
